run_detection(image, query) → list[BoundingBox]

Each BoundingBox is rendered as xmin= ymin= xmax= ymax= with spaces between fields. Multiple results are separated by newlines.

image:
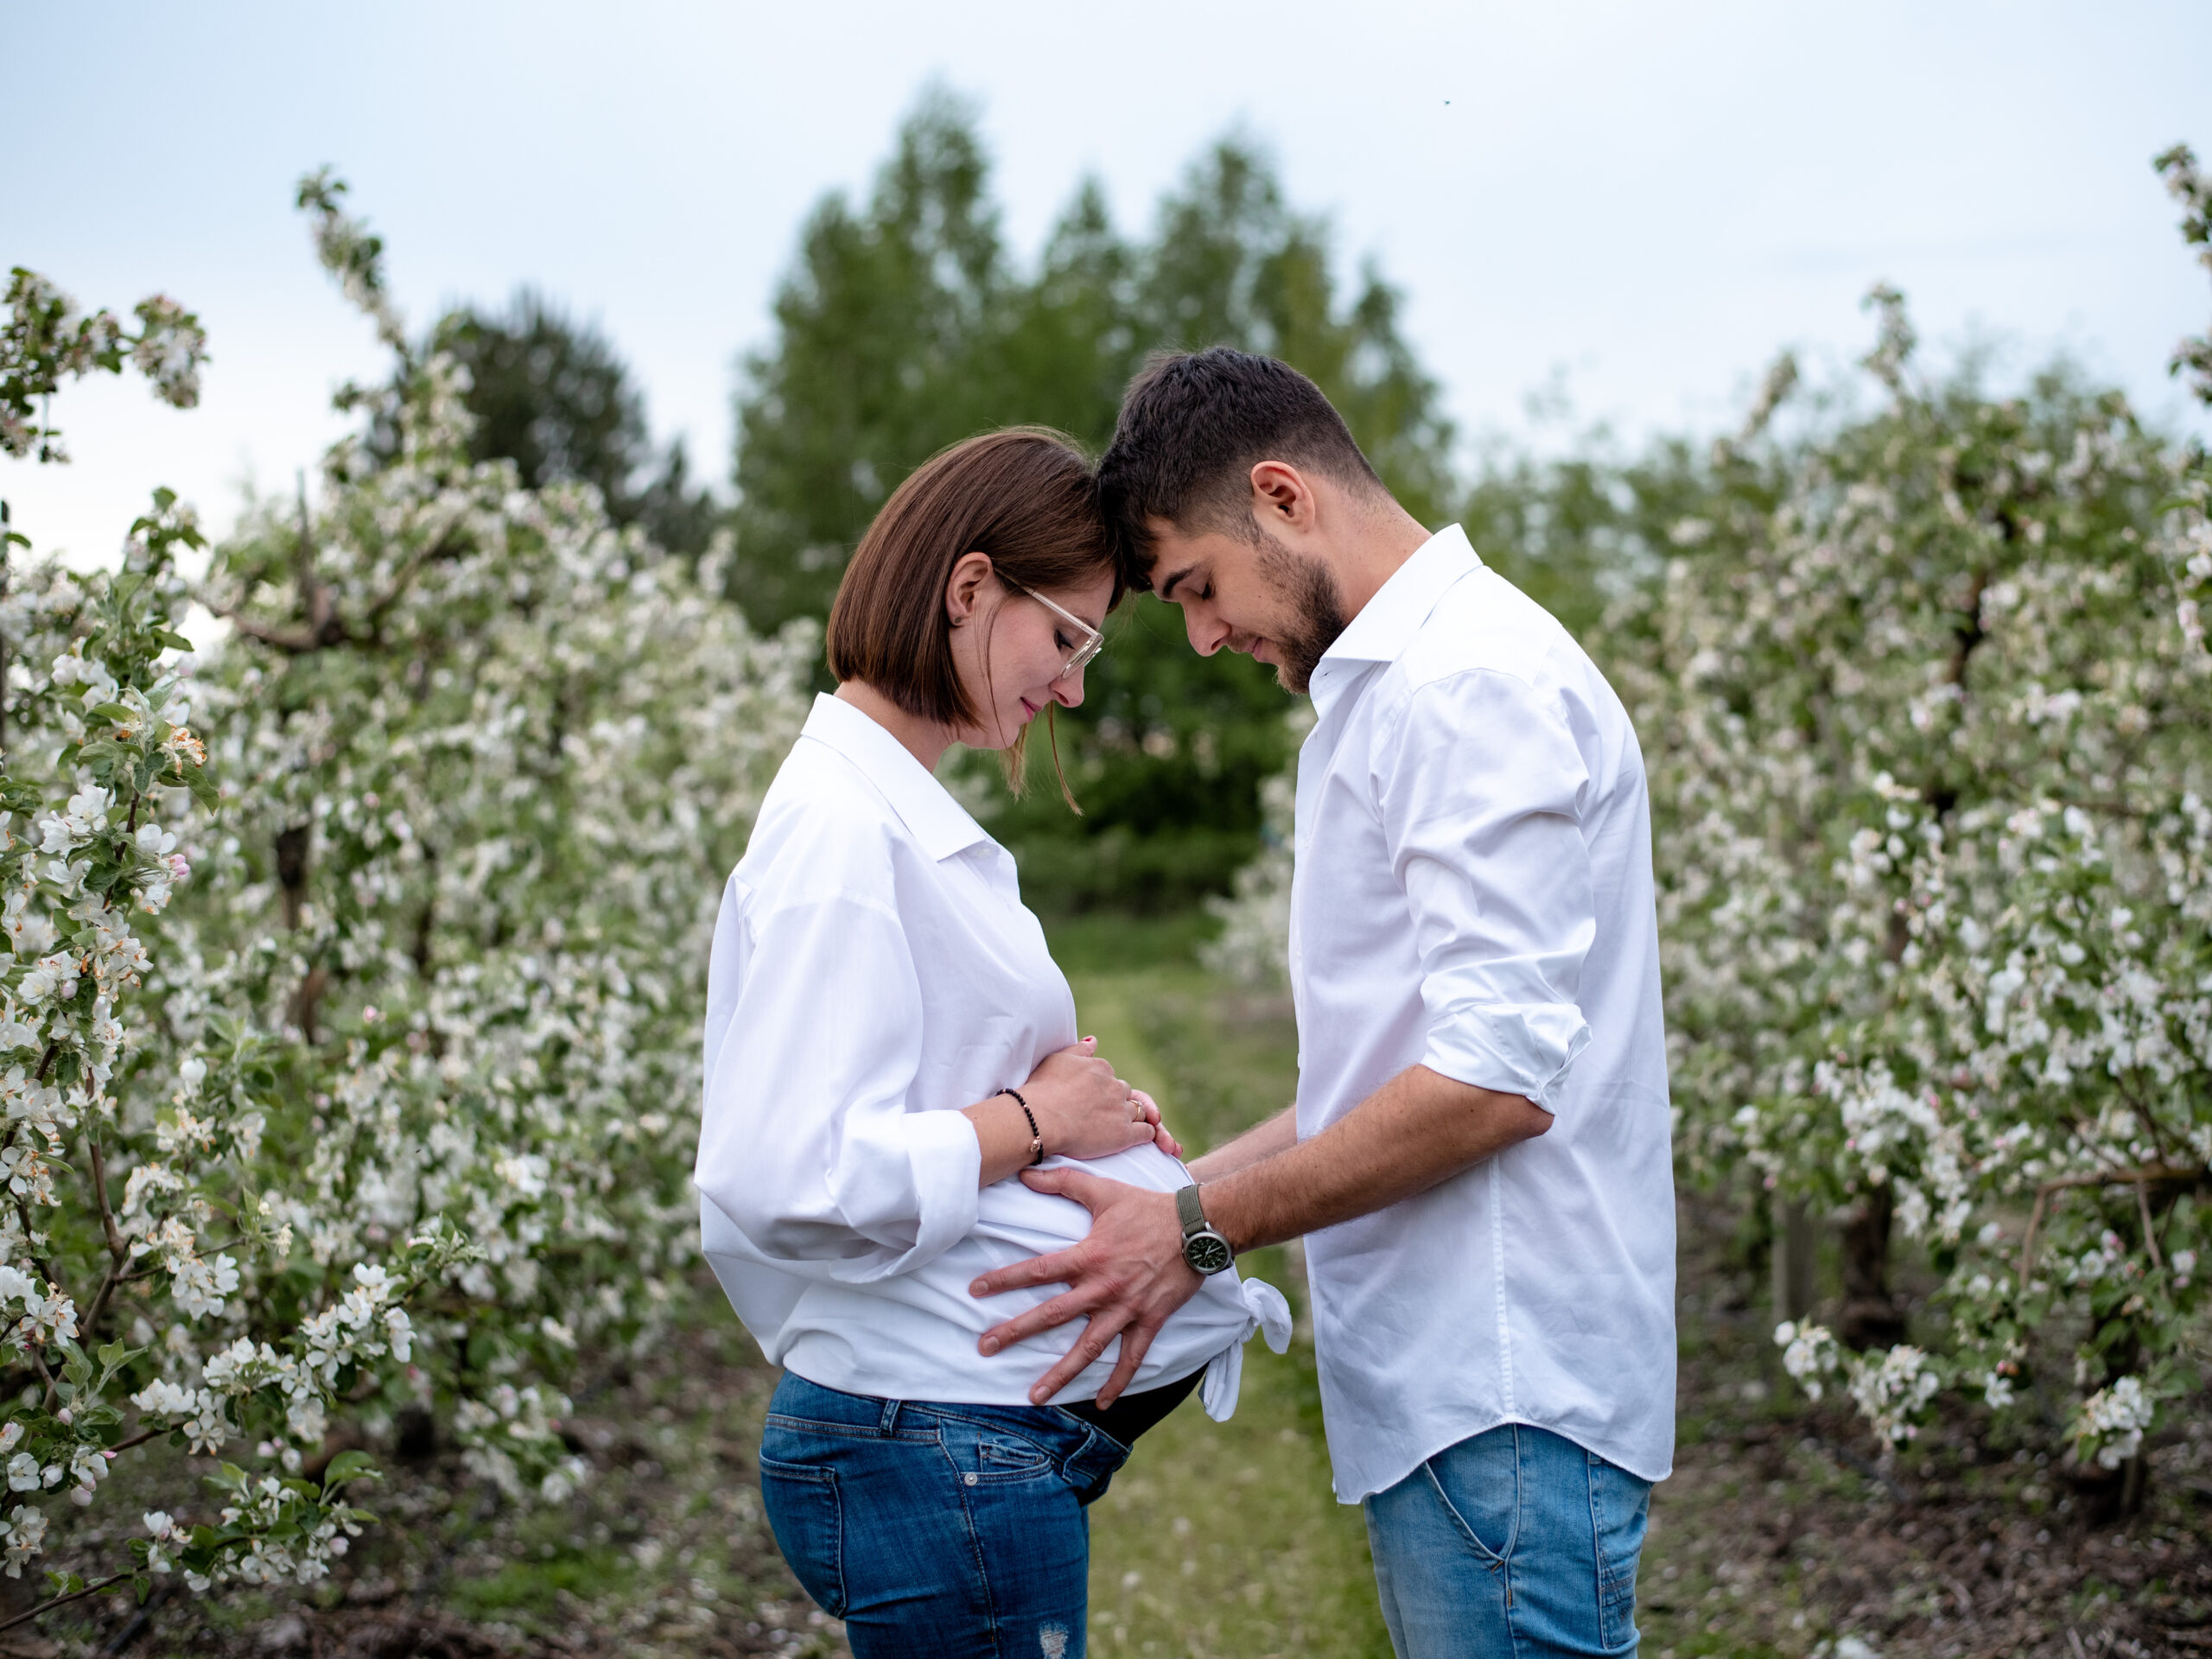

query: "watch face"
xmin=1185 ymin=1231 xmax=1233 ymax=1275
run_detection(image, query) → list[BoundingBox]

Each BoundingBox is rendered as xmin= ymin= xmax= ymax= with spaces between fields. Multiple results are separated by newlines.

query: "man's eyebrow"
xmin=1158 ymin=563 xmax=1199 ymax=601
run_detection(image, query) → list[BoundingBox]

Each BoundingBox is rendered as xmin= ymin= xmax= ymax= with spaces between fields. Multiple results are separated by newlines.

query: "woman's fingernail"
xmin=980 ymin=1338 xmax=997 ymax=1354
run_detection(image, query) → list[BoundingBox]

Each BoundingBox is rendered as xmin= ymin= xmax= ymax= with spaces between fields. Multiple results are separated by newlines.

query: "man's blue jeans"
xmin=1362 ymin=1421 xmax=1651 ymax=1657
xmin=758 ymin=1371 xmax=1131 ymax=1657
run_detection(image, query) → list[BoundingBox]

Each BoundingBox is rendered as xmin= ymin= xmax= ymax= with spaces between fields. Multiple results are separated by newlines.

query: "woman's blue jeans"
xmin=758 ymin=1371 xmax=1132 ymax=1658
xmin=1362 ymin=1421 xmax=1651 ymax=1657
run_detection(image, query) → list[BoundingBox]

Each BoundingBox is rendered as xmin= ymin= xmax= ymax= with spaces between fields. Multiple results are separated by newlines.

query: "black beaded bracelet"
xmin=1001 ymin=1088 xmax=1044 ymax=1166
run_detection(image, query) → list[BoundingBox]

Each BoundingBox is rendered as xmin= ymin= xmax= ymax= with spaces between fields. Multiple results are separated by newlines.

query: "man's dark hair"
xmin=1096 ymin=346 xmax=1385 ymax=591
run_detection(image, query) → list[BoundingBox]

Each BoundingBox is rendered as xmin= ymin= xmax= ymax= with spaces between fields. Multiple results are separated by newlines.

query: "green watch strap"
xmin=1176 ymin=1183 xmax=1208 ymax=1238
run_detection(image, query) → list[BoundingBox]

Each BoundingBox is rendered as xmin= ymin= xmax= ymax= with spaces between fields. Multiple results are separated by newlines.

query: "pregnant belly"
xmin=789 ymin=1140 xmax=1256 ymax=1381
xmin=969 ymin=1140 xmax=1191 ymax=1251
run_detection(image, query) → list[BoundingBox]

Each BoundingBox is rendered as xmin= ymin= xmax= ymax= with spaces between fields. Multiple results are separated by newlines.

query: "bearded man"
xmin=969 ymin=347 xmax=1676 ymax=1658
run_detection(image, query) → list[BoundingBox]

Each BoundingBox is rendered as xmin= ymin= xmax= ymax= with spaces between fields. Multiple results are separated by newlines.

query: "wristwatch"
xmin=1176 ymin=1185 xmax=1234 ymax=1276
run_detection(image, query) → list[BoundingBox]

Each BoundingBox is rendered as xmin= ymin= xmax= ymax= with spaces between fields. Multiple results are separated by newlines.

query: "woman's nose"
xmin=1050 ymin=665 xmax=1085 ymax=709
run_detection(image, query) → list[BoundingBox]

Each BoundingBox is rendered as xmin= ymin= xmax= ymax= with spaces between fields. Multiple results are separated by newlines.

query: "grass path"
xmin=1065 ymin=964 xmax=1393 ymax=1658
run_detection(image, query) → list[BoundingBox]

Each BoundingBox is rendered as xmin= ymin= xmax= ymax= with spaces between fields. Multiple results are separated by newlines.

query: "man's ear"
xmin=1249 ymin=461 xmax=1318 ymax=533
xmin=945 ymin=550 xmax=995 ymax=626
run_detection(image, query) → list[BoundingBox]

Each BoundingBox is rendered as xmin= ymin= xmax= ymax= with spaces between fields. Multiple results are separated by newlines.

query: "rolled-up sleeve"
xmin=694 ymin=877 xmax=982 ymax=1283
xmin=1379 ymin=671 xmax=1594 ymax=1109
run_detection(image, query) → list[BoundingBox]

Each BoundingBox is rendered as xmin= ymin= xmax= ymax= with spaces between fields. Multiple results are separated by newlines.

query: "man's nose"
xmin=1184 ymin=605 xmax=1227 ymax=658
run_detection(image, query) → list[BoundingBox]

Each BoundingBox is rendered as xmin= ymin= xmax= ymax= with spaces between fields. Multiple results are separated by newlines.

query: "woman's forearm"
xmin=1186 ymin=1103 xmax=1299 ymax=1183
xmin=963 ymin=1094 xmax=1039 ymax=1188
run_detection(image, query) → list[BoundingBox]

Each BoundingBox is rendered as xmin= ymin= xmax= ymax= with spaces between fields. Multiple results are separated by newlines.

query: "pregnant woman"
xmin=694 ymin=428 xmax=1287 ymax=1656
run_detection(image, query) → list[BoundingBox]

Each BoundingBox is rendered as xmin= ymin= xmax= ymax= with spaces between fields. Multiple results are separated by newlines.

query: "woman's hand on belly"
xmin=1127 ymin=1090 xmax=1179 ymax=1158
xmin=1024 ymin=1042 xmax=1180 ymax=1161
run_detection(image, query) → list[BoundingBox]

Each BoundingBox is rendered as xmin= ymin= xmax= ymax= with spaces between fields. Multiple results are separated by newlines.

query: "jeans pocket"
xmin=972 ymin=1432 xmax=1057 ymax=1484
xmin=1421 ymin=1426 xmax=1521 ymax=1566
xmin=760 ymin=1454 xmax=847 ymax=1618
xmin=1586 ymin=1450 xmax=1650 ymax=1652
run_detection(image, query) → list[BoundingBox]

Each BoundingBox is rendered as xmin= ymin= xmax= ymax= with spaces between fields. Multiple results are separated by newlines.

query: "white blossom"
xmin=0 ymin=1504 xmax=47 ymax=1578
xmin=2070 ymin=1375 xmax=2155 ymax=1470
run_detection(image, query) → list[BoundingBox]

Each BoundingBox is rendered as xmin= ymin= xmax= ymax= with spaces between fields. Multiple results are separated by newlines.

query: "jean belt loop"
xmin=1065 ymin=1421 xmax=1118 ymax=1490
xmin=877 ymin=1397 xmax=901 ymax=1437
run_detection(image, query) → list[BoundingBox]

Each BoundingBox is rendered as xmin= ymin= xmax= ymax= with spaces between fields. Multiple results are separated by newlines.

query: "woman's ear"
xmin=945 ymin=550 xmax=995 ymax=627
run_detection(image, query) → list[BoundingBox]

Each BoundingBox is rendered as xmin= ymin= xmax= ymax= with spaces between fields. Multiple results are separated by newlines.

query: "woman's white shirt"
xmin=696 ymin=694 xmax=1286 ymax=1416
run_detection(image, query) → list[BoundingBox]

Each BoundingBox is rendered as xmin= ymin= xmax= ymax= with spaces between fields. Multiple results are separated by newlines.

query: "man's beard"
xmin=1255 ymin=530 xmax=1349 ymax=696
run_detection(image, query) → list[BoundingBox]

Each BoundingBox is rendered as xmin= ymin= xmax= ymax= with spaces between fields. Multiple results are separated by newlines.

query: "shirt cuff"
xmin=828 ymin=1108 xmax=984 ymax=1284
xmin=1421 ymin=1002 xmax=1592 ymax=1112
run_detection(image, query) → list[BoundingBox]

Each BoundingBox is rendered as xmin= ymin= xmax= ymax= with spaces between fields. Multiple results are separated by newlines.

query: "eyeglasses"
xmin=1001 ymin=579 xmax=1105 ymax=681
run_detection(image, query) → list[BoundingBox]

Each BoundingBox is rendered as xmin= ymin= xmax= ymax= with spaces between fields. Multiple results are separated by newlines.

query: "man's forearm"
xmin=1201 ymin=1065 xmax=1551 ymax=1254
xmin=1185 ymin=1103 xmax=1298 ymax=1183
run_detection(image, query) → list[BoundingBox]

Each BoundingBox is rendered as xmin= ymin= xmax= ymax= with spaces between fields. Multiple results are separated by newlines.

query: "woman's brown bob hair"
xmin=826 ymin=427 xmax=1120 ymax=801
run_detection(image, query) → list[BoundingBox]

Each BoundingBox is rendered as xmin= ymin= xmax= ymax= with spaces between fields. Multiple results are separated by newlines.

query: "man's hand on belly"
xmin=968 ymin=1066 xmax=1551 ymax=1407
xmin=969 ymin=1170 xmax=1200 ymax=1408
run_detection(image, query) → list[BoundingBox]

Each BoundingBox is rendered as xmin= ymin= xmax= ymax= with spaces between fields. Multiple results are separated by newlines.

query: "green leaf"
xmin=320 ymin=1449 xmax=382 ymax=1491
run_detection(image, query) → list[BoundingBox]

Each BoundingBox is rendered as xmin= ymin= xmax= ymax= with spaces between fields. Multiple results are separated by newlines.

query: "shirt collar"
xmin=798 ymin=694 xmax=994 ymax=862
xmin=1307 ymin=524 xmax=1484 ymax=717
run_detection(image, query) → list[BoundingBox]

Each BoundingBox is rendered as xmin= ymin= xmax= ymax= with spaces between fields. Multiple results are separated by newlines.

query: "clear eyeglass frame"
xmin=1001 ymin=579 xmax=1105 ymax=681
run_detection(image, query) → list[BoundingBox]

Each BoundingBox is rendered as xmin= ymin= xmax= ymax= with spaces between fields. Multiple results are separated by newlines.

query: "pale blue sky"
xmin=5 ymin=0 xmax=2209 ymax=565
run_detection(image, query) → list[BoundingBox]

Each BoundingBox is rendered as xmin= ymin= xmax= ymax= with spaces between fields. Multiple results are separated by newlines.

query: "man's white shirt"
xmin=1291 ymin=524 xmax=1675 ymax=1502
xmin=694 ymin=694 xmax=1286 ymax=1420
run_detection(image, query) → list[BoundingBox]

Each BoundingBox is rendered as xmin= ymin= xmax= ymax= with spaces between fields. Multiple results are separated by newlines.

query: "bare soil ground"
xmin=2 ymin=1306 xmax=849 ymax=1659
xmin=1641 ymin=1185 xmax=2212 ymax=1659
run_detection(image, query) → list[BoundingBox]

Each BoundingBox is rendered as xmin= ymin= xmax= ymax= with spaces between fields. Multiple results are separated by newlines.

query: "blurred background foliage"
xmin=430 ymin=89 xmax=1492 ymax=915
xmin=347 ymin=89 xmax=2212 ymax=944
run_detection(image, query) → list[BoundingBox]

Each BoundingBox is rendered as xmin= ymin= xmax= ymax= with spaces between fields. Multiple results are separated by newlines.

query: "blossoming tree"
xmin=1723 ymin=147 xmax=2212 ymax=1499
xmin=0 ymin=268 xmax=459 ymax=1624
xmin=1209 ymin=144 xmax=2212 ymax=1503
xmin=0 ymin=175 xmax=813 ymax=1629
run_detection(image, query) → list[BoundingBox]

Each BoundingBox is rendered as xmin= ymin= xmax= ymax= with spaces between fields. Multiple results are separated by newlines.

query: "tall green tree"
xmin=420 ymin=291 xmax=718 ymax=556
xmin=728 ymin=93 xmax=1460 ymax=911
xmin=729 ymin=92 xmax=1012 ymax=630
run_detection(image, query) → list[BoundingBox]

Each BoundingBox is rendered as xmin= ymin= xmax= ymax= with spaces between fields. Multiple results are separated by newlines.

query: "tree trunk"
xmin=1770 ymin=1194 xmax=1816 ymax=1326
xmin=276 ymin=823 xmax=327 ymax=1040
xmin=2066 ymin=1452 xmax=2149 ymax=1524
xmin=1840 ymin=1184 xmax=1905 ymax=1350
xmin=2121 ymin=1452 xmax=2147 ymax=1517
xmin=275 ymin=823 xmax=311 ymax=931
